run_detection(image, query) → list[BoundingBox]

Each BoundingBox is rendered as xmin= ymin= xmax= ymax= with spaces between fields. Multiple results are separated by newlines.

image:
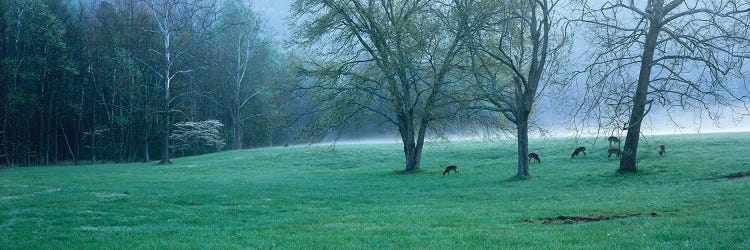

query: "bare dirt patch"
xmin=723 ymin=171 xmax=750 ymax=180
xmin=535 ymin=212 xmax=660 ymax=224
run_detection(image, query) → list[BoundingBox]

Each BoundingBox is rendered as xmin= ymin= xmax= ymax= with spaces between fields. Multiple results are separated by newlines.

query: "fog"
xmin=251 ymin=0 xmax=292 ymax=38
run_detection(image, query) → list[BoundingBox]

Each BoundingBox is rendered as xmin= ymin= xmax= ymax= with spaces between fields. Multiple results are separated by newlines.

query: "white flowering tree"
xmin=170 ymin=120 xmax=226 ymax=156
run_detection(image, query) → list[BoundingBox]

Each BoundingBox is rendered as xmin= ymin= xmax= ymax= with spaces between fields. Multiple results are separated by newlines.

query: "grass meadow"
xmin=1 ymin=132 xmax=749 ymax=249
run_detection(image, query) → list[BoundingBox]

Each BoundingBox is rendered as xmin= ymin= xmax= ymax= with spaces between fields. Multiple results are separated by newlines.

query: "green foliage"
xmin=291 ymin=0 xmax=480 ymax=171
xmin=1 ymin=132 xmax=749 ymax=248
xmin=20 ymin=0 xmax=71 ymax=76
xmin=0 ymin=58 xmax=18 ymax=81
xmin=0 ymin=0 xmax=290 ymax=166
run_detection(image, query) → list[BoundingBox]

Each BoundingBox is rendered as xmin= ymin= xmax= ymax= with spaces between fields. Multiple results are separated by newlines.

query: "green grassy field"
xmin=2 ymin=132 xmax=749 ymax=249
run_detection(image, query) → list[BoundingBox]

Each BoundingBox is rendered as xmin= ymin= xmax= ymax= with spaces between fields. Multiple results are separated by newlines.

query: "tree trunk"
xmin=2 ymin=115 xmax=10 ymax=167
xmin=620 ymin=17 xmax=660 ymax=173
xmin=160 ymin=27 xmax=172 ymax=165
xmin=156 ymin=9 xmax=173 ymax=164
xmin=90 ymin=66 xmax=96 ymax=165
xmin=268 ymin=131 xmax=273 ymax=147
xmin=60 ymin=121 xmax=76 ymax=164
xmin=399 ymin=120 xmax=419 ymax=172
xmin=160 ymin=73 xmax=171 ymax=164
xmin=52 ymin=114 xmax=58 ymax=164
xmin=516 ymin=115 xmax=530 ymax=178
xmin=233 ymin=110 xmax=242 ymax=150
xmin=76 ymin=81 xmax=83 ymax=164
xmin=413 ymin=119 xmax=427 ymax=171
xmin=142 ymin=122 xmax=151 ymax=162
xmin=160 ymin=103 xmax=171 ymax=164
xmin=143 ymin=141 xmax=150 ymax=162
xmin=398 ymin=114 xmax=425 ymax=172
xmin=38 ymin=102 xmax=45 ymax=165
xmin=46 ymin=89 xmax=56 ymax=164
xmin=403 ymin=141 xmax=421 ymax=172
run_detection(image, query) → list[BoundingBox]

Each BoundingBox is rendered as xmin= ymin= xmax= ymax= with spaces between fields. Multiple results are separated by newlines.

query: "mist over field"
xmin=250 ymin=0 xmax=292 ymax=38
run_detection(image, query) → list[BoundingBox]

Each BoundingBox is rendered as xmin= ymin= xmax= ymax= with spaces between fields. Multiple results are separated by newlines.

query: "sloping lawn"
xmin=2 ymin=132 xmax=749 ymax=249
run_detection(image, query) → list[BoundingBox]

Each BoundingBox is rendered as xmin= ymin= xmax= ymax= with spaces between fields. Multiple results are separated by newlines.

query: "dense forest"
xmin=0 ymin=0 xmax=297 ymax=166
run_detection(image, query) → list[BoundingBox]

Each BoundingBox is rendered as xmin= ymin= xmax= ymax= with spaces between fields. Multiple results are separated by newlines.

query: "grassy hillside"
xmin=2 ymin=132 xmax=749 ymax=249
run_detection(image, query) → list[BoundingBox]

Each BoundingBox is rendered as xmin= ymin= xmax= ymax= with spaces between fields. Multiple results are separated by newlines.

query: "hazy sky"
xmin=252 ymin=0 xmax=293 ymax=39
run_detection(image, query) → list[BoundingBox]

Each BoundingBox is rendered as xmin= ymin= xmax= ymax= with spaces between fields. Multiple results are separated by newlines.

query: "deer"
xmin=607 ymin=136 xmax=620 ymax=148
xmin=607 ymin=148 xmax=621 ymax=159
xmin=528 ymin=153 xmax=541 ymax=163
xmin=659 ymin=144 xmax=666 ymax=156
xmin=443 ymin=165 xmax=459 ymax=176
xmin=571 ymin=147 xmax=587 ymax=159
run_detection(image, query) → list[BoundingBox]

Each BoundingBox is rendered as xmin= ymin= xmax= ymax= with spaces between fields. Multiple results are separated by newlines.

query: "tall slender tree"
xmin=139 ymin=0 xmax=222 ymax=164
xmin=215 ymin=0 xmax=265 ymax=150
xmin=463 ymin=0 xmax=569 ymax=178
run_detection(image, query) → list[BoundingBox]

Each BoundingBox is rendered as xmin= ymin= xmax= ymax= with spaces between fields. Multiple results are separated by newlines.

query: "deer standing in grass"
xmin=608 ymin=136 xmax=620 ymax=148
xmin=571 ymin=147 xmax=587 ymax=159
xmin=608 ymin=148 xmax=621 ymax=159
xmin=528 ymin=153 xmax=541 ymax=163
xmin=443 ymin=165 xmax=459 ymax=176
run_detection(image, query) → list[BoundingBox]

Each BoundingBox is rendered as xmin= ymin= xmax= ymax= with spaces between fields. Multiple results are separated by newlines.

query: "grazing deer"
xmin=659 ymin=144 xmax=665 ymax=156
xmin=528 ymin=153 xmax=541 ymax=163
xmin=443 ymin=165 xmax=459 ymax=176
xmin=607 ymin=148 xmax=621 ymax=159
xmin=607 ymin=136 xmax=620 ymax=148
xmin=571 ymin=147 xmax=587 ymax=159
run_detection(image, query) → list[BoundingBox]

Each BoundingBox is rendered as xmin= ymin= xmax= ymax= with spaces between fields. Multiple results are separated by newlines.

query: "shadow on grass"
xmin=720 ymin=171 xmax=750 ymax=180
xmin=375 ymin=167 xmax=466 ymax=177
xmin=386 ymin=168 xmax=435 ymax=175
xmin=530 ymin=212 xmax=662 ymax=225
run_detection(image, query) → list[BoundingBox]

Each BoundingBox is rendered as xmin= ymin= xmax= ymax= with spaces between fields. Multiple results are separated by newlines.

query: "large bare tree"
xmin=463 ymin=0 xmax=569 ymax=178
xmin=291 ymin=0 xmax=472 ymax=171
xmin=217 ymin=0 xmax=265 ymax=150
xmin=577 ymin=0 xmax=750 ymax=172
xmin=139 ymin=0 xmax=222 ymax=164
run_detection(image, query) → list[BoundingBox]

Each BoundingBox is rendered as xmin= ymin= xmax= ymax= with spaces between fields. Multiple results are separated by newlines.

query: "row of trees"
xmin=0 ymin=0 xmax=293 ymax=166
xmin=2 ymin=0 xmax=748 ymax=178
xmin=291 ymin=0 xmax=750 ymax=177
